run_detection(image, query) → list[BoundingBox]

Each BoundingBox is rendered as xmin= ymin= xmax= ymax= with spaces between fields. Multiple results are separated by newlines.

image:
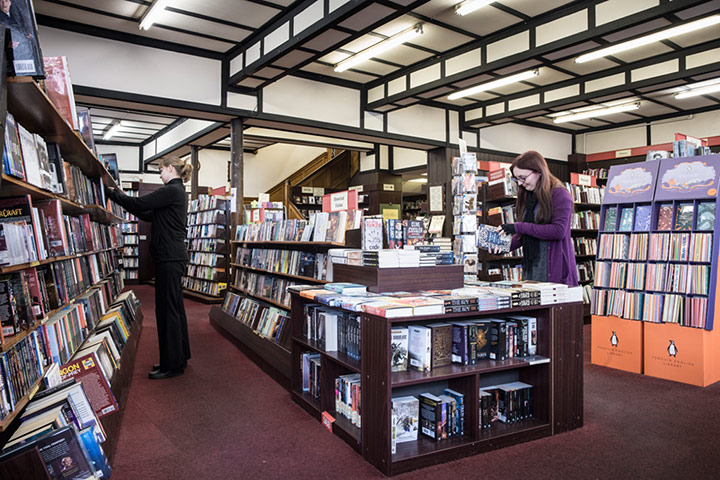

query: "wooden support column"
xmin=190 ymin=145 xmax=199 ymax=200
xmin=230 ymin=118 xmax=244 ymax=231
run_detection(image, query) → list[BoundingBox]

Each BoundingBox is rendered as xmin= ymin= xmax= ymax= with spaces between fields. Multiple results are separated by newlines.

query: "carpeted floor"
xmin=110 ymin=285 xmax=720 ymax=479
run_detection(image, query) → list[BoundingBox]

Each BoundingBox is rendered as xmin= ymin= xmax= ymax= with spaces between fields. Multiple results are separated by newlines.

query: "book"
xmin=60 ymin=352 xmax=118 ymax=418
xmin=634 ymin=205 xmax=652 ymax=231
xmin=419 ymin=392 xmax=443 ymax=441
xmin=603 ymin=206 xmax=617 ymax=231
xmin=657 ymin=204 xmax=673 ymax=231
xmin=408 ymin=325 xmax=431 ymax=372
xmin=392 ymin=396 xmax=419 ymax=443
xmin=477 ymin=224 xmax=511 ymax=253
xmin=76 ymin=107 xmax=98 ymax=157
xmin=43 ymin=56 xmax=79 ymax=130
xmin=391 ymin=296 xmax=444 ymax=316
xmin=391 ymin=327 xmax=409 ymax=372
xmin=403 ymin=219 xmax=424 ymax=245
xmin=618 ymin=207 xmax=634 ymax=231
xmin=428 ymin=323 xmax=452 ymax=369
xmin=0 ymin=0 xmax=44 ymax=77
xmin=2 ymin=112 xmax=25 ymax=179
xmin=361 ymin=217 xmax=383 ymax=250
xmin=696 ymin=202 xmax=715 ymax=230
xmin=16 ymin=122 xmax=43 ymax=188
xmin=674 ymin=203 xmax=694 ymax=231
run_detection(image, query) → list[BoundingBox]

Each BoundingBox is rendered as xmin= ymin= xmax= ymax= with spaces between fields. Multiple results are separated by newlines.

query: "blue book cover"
xmin=618 ymin=207 xmax=634 ymax=231
xmin=634 ymin=205 xmax=652 ymax=231
xmin=603 ymin=207 xmax=618 ymax=231
xmin=697 ymin=202 xmax=715 ymax=230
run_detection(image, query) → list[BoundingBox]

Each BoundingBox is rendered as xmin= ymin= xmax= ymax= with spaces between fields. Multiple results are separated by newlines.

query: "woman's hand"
xmin=499 ymin=223 xmax=515 ymax=235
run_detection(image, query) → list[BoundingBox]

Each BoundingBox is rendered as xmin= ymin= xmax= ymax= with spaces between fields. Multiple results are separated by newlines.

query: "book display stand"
xmin=591 ymin=155 xmax=720 ymax=386
xmin=288 ymin=293 xmax=583 ymax=476
xmin=0 ymin=75 xmax=144 ymax=472
xmin=182 ymin=195 xmax=230 ymax=303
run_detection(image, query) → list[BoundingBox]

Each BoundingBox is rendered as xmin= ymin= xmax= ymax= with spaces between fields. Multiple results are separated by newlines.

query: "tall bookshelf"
xmin=0 ymin=76 xmax=143 ymax=461
xmin=478 ymin=181 xmax=520 ymax=282
xmin=288 ymin=292 xmax=583 ymax=476
xmin=591 ymin=154 xmax=720 ymax=386
xmin=119 ymin=181 xmax=139 ymax=284
xmin=182 ymin=194 xmax=230 ymax=304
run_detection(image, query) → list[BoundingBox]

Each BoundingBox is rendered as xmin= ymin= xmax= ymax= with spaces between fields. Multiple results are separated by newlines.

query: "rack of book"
xmin=591 ymin=154 xmax=720 ymax=386
xmin=0 ymin=72 xmax=145 ymax=475
xmin=402 ymin=194 xmax=425 ymax=220
xmin=287 ymin=278 xmax=583 ymax=476
xmin=209 ymin=211 xmax=363 ymax=387
xmin=118 ymin=181 xmax=140 ymax=284
xmin=478 ymin=169 xmax=520 ymax=282
xmin=451 ymin=153 xmax=480 ymax=278
xmin=565 ymin=173 xmax=604 ymax=317
xmin=182 ymin=194 xmax=230 ymax=304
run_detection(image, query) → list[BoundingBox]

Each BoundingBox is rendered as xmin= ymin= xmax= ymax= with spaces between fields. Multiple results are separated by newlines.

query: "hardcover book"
xmin=633 ymin=205 xmax=652 ymax=231
xmin=657 ymin=204 xmax=673 ymax=231
xmin=603 ymin=206 xmax=617 ymax=231
xmin=477 ymin=224 xmax=511 ymax=253
xmin=2 ymin=112 xmax=25 ymax=179
xmin=674 ymin=203 xmax=694 ymax=231
xmin=428 ymin=323 xmax=452 ymax=369
xmin=696 ymin=202 xmax=715 ymax=231
xmin=618 ymin=207 xmax=634 ymax=232
xmin=43 ymin=56 xmax=79 ymax=130
xmin=0 ymin=0 xmax=44 ymax=77
xmin=361 ymin=217 xmax=383 ymax=250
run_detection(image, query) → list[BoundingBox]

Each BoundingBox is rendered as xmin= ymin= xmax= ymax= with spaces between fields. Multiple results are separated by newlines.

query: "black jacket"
xmin=108 ymin=179 xmax=188 ymax=263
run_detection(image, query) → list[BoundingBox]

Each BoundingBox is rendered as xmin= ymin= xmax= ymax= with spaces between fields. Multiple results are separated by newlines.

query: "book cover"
xmin=603 ymin=206 xmax=617 ymax=231
xmin=674 ymin=203 xmax=694 ymax=231
xmin=392 ymin=396 xmax=419 ymax=443
xmin=419 ymin=392 xmax=443 ymax=441
xmin=408 ymin=325 xmax=431 ymax=372
xmin=403 ymin=219 xmax=424 ymax=246
xmin=618 ymin=207 xmax=633 ymax=231
xmin=43 ymin=56 xmax=79 ymax=130
xmin=477 ymin=224 xmax=511 ymax=253
xmin=0 ymin=0 xmax=44 ymax=77
xmin=17 ymin=122 xmax=43 ymax=188
xmin=657 ymin=204 xmax=673 ymax=231
xmin=428 ymin=323 xmax=452 ymax=369
xmin=60 ymin=352 xmax=118 ymax=418
xmin=391 ymin=327 xmax=409 ymax=372
xmin=362 ymin=217 xmax=383 ymax=250
xmin=76 ymin=107 xmax=97 ymax=157
xmin=3 ymin=112 xmax=25 ymax=179
xmin=633 ymin=205 xmax=652 ymax=231
xmin=696 ymin=202 xmax=715 ymax=230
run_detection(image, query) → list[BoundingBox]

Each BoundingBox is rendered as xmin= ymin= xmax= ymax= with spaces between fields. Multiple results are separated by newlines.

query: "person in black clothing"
xmin=107 ymin=156 xmax=193 ymax=379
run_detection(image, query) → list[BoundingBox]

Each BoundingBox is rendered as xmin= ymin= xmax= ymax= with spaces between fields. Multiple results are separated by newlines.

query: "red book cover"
xmin=657 ymin=205 xmax=673 ymax=231
xmin=61 ymin=352 xmax=118 ymax=418
xmin=80 ymin=214 xmax=94 ymax=251
xmin=43 ymin=56 xmax=79 ymax=130
xmin=35 ymin=199 xmax=70 ymax=256
xmin=22 ymin=267 xmax=45 ymax=321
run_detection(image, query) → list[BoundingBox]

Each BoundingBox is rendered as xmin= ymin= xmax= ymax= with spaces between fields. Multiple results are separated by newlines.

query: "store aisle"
xmin=112 ymin=286 xmax=720 ymax=480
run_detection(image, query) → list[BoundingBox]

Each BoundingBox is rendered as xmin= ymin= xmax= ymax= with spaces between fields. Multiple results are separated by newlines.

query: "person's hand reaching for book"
xmin=499 ymin=224 xmax=515 ymax=235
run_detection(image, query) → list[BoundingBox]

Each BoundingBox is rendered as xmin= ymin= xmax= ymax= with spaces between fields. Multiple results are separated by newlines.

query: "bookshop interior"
xmin=2 ymin=0 xmax=720 ymax=478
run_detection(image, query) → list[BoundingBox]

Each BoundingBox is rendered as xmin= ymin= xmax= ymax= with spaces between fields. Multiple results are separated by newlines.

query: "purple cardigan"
xmin=509 ymin=187 xmax=579 ymax=286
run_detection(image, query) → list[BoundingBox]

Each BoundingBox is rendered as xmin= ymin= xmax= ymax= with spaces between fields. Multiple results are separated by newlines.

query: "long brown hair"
xmin=159 ymin=156 xmax=193 ymax=183
xmin=511 ymin=150 xmax=564 ymax=224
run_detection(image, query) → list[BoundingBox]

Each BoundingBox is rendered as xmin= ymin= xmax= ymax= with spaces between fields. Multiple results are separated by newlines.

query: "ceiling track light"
xmin=139 ymin=0 xmax=171 ymax=31
xmin=103 ymin=122 xmax=122 ymax=140
xmin=575 ymin=14 xmax=720 ymax=63
xmin=448 ymin=69 xmax=540 ymax=101
xmin=334 ymin=24 xmax=424 ymax=73
xmin=455 ymin=0 xmax=494 ymax=16
xmin=552 ymin=102 xmax=641 ymax=124
xmin=675 ymin=83 xmax=720 ymax=99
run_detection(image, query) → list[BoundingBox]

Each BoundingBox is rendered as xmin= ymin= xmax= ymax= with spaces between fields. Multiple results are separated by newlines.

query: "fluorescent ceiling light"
xmin=675 ymin=79 xmax=720 ymax=99
xmin=575 ymin=15 xmax=720 ymax=63
xmin=139 ymin=0 xmax=171 ymax=30
xmin=552 ymin=102 xmax=641 ymax=123
xmin=448 ymin=69 xmax=539 ymax=100
xmin=334 ymin=24 xmax=423 ymax=73
xmin=103 ymin=122 xmax=122 ymax=140
xmin=456 ymin=0 xmax=494 ymax=16
xmin=409 ymin=178 xmax=428 ymax=183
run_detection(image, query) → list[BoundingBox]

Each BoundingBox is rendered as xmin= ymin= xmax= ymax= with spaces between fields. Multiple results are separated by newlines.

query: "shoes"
xmin=151 ymin=364 xmax=160 ymax=371
xmin=148 ymin=368 xmax=184 ymax=380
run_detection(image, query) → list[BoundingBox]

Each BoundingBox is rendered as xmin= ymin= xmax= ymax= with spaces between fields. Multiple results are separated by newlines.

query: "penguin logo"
xmin=668 ymin=340 xmax=678 ymax=357
xmin=610 ymin=331 xmax=618 ymax=347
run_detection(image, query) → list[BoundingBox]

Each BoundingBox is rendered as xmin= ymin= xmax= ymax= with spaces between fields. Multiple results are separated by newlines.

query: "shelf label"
xmin=615 ymin=149 xmax=632 ymax=158
xmin=349 ymin=185 xmax=363 ymax=192
xmin=313 ymin=187 xmax=325 ymax=196
xmin=577 ymin=174 xmax=593 ymax=187
xmin=383 ymin=184 xmax=395 ymax=191
xmin=139 ymin=235 xmax=147 ymax=240
xmin=258 ymin=193 xmax=270 ymax=203
xmin=321 ymin=411 xmax=335 ymax=432
xmin=301 ymin=186 xmax=313 ymax=194
xmin=330 ymin=191 xmax=349 ymax=211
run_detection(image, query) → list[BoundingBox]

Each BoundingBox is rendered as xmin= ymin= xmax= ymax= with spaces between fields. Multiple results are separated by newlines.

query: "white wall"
xmin=96 ymin=144 xmax=139 ymax=171
xmin=197 ymin=149 xmax=230 ymax=190
xmin=387 ymin=105 xmax=446 ymax=143
xmin=38 ymin=27 xmax=222 ymax=105
xmin=393 ymin=147 xmax=427 ymax=170
xmin=578 ymin=111 xmax=720 ymax=154
xmin=480 ymin=123 xmax=572 ymax=161
xmin=244 ymin=143 xmax=326 ymax=196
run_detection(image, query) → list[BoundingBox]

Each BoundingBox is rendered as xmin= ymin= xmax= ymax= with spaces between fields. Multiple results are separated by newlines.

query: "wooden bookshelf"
xmin=228 ymin=285 xmax=289 ymax=310
xmin=0 ymin=247 xmax=117 ymax=275
xmin=289 ymin=293 xmax=584 ymax=475
xmin=232 ymin=240 xmax=349 ymax=247
xmin=0 ymin=375 xmax=44 ymax=432
xmin=230 ymin=263 xmax=330 ymax=284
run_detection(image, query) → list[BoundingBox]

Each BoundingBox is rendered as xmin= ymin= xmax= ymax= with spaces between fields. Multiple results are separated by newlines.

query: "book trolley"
xmin=591 ymin=154 xmax=720 ymax=386
xmin=182 ymin=195 xmax=230 ymax=303
xmin=288 ymin=286 xmax=583 ymax=476
xmin=0 ymin=76 xmax=144 ymax=473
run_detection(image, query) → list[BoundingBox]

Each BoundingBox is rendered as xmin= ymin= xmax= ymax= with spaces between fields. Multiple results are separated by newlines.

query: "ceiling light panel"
xmin=335 ymin=24 xmax=425 ymax=73
xmin=552 ymin=102 xmax=641 ymax=123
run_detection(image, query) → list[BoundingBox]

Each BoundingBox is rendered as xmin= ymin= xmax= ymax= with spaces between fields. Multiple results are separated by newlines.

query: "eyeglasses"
xmin=514 ymin=171 xmax=537 ymax=185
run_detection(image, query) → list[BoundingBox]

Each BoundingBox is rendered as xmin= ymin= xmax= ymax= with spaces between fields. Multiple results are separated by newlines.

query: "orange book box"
xmin=591 ymin=315 xmax=644 ymax=374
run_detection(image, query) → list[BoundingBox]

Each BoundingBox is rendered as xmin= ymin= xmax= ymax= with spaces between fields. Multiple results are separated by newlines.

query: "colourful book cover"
xmin=477 ymin=224 xmax=511 ymax=253
xmin=657 ymin=204 xmax=673 ymax=231
xmin=674 ymin=203 xmax=694 ymax=231
xmin=696 ymin=202 xmax=715 ymax=231
xmin=603 ymin=206 xmax=617 ymax=231
xmin=634 ymin=205 xmax=652 ymax=231
xmin=618 ymin=207 xmax=634 ymax=231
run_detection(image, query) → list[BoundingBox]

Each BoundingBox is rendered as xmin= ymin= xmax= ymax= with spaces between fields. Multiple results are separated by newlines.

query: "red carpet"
xmin=111 ymin=286 xmax=720 ymax=479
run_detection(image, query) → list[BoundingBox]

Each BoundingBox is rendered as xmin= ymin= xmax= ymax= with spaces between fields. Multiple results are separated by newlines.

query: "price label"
xmin=383 ymin=184 xmax=395 ymax=191
xmin=321 ymin=411 xmax=335 ymax=432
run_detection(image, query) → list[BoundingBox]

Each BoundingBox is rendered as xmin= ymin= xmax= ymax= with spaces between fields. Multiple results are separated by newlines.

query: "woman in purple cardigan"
xmin=496 ymin=151 xmax=578 ymax=286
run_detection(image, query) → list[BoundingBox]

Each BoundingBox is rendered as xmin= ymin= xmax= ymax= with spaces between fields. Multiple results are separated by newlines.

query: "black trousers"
xmin=154 ymin=261 xmax=191 ymax=371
